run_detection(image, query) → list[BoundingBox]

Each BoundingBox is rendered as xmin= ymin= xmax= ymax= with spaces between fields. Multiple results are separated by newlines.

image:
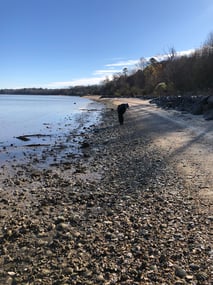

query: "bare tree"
xmin=167 ymin=47 xmax=177 ymax=61
xmin=123 ymin=67 xmax=128 ymax=77
xmin=136 ymin=57 xmax=147 ymax=70
xmin=204 ymin=31 xmax=213 ymax=47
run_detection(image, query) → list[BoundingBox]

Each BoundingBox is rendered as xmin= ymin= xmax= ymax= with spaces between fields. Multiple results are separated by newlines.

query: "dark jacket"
xmin=117 ymin=103 xmax=129 ymax=114
xmin=117 ymin=103 xmax=129 ymax=124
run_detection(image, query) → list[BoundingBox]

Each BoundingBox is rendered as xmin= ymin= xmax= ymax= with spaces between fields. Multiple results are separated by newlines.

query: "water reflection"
xmin=0 ymin=95 xmax=104 ymax=166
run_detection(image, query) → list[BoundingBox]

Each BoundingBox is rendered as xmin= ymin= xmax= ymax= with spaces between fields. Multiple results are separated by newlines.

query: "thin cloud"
xmin=153 ymin=49 xmax=195 ymax=61
xmin=106 ymin=59 xmax=139 ymax=67
xmin=47 ymin=71 xmax=117 ymax=88
xmin=46 ymin=48 xmax=196 ymax=88
xmin=106 ymin=49 xmax=195 ymax=68
xmin=93 ymin=69 xmax=120 ymax=75
xmin=47 ymin=77 xmax=107 ymax=88
xmin=176 ymin=49 xmax=195 ymax=56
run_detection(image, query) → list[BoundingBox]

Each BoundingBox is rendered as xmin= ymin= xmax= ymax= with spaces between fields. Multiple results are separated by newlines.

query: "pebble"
xmin=56 ymin=222 xmax=70 ymax=231
xmin=175 ymin=266 xmax=187 ymax=278
xmin=0 ymin=104 xmax=211 ymax=284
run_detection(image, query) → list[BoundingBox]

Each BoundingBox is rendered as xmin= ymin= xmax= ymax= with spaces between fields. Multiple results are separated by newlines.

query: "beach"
xmin=0 ymin=97 xmax=212 ymax=284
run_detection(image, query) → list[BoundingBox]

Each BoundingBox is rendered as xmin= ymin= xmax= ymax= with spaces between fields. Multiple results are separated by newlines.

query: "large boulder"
xmin=207 ymin=95 xmax=213 ymax=107
xmin=203 ymin=109 xmax=213 ymax=120
xmin=203 ymin=95 xmax=213 ymax=120
xmin=150 ymin=94 xmax=213 ymax=120
xmin=191 ymin=103 xmax=203 ymax=115
xmin=191 ymin=96 xmax=209 ymax=115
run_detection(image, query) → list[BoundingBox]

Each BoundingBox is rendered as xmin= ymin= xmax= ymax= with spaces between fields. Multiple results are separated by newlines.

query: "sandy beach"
xmin=0 ymin=97 xmax=212 ymax=284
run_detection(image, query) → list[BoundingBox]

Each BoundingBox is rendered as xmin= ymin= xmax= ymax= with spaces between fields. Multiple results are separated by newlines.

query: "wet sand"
xmin=0 ymin=97 xmax=212 ymax=284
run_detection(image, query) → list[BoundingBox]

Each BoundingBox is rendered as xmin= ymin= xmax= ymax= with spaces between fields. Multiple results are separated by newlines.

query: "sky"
xmin=1 ymin=0 xmax=213 ymax=89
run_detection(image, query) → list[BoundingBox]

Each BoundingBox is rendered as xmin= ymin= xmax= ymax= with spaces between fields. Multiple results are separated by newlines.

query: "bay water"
xmin=0 ymin=94 xmax=104 ymax=165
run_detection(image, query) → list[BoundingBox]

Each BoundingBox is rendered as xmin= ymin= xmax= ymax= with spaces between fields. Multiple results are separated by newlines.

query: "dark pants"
xmin=118 ymin=112 xmax=124 ymax=125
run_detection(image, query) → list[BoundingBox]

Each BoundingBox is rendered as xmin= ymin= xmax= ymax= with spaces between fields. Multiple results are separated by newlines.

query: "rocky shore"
xmin=0 ymin=98 xmax=212 ymax=284
xmin=150 ymin=94 xmax=213 ymax=120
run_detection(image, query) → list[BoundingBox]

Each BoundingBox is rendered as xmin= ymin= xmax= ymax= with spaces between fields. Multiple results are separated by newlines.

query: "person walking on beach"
xmin=117 ymin=103 xmax=129 ymax=125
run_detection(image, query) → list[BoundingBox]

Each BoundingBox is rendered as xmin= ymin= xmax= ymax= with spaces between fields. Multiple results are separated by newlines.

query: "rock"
xmin=192 ymin=102 xmax=203 ymax=115
xmin=207 ymin=95 xmax=213 ymax=105
xmin=175 ymin=266 xmax=187 ymax=278
xmin=80 ymin=141 xmax=90 ymax=148
xmin=56 ymin=223 xmax=70 ymax=231
xmin=151 ymin=94 xmax=213 ymax=120
xmin=0 ymin=98 xmax=212 ymax=284
xmin=185 ymin=275 xmax=194 ymax=281
xmin=204 ymin=109 xmax=213 ymax=120
xmin=97 ymin=274 xmax=105 ymax=281
xmin=196 ymin=271 xmax=208 ymax=281
xmin=7 ymin=272 xmax=16 ymax=277
xmin=189 ymin=263 xmax=200 ymax=271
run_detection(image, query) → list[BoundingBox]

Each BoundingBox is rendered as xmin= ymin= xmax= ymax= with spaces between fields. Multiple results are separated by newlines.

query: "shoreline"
xmin=0 ymin=97 xmax=104 ymax=169
xmin=0 ymin=97 xmax=212 ymax=284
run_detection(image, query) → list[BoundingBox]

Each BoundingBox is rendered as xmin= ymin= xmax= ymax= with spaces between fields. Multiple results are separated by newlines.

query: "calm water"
xmin=0 ymin=94 xmax=104 ymax=166
xmin=0 ymin=94 xmax=103 ymax=146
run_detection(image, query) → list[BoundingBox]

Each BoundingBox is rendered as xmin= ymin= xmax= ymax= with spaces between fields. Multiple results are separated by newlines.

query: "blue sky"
xmin=1 ymin=0 xmax=213 ymax=89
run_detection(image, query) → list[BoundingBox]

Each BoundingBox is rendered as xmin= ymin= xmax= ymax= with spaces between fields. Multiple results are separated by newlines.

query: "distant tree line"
xmin=0 ymin=85 xmax=100 ymax=96
xmin=1 ymin=32 xmax=212 ymax=98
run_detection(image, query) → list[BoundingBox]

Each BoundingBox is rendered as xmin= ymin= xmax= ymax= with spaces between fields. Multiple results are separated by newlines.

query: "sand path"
xmin=95 ymin=97 xmax=213 ymax=205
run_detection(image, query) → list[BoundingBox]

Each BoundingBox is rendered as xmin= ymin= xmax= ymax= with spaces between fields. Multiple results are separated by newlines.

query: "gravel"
xmin=0 ymin=101 xmax=212 ymax=284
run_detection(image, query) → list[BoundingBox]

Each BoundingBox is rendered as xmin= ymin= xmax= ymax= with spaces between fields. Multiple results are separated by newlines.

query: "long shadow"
xmin=129 ymin=105 xmax=213 ymax=167
xmin=96 ymin=104 xmax=213 ymax=161
xmin=168 ymin=124 xmax=213 ymax=160
xmin=120 ymin=107 xmax=184 ymax=140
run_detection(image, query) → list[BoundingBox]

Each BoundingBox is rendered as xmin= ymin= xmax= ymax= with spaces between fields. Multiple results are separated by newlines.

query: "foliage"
xmin=1 ymin=32 xmax=213 ymax=98
xmin=154 ymin=82 xmax=167 ymax=95
xmin=99 ymin=32 xmax=213 ymax=97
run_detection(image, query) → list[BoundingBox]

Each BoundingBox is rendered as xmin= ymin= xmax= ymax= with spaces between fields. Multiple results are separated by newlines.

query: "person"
xmin=117 ymin=103 xmax=129 ymax=125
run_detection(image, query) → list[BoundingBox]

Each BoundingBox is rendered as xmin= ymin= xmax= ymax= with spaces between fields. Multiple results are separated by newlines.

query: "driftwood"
xmin=16 ymin=134 xmax=51 ymax=141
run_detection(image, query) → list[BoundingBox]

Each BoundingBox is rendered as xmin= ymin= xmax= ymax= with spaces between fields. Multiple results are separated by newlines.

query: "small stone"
xmin=97 ymin=274 xmax=105 ymax=281
xmin=80 ymin=142 xmax=90 ymax=148
xmin=125 ymin=252 xmax=133 ymax=258
xmin=149 ymin=265 xmax=158 ymax=272
xmin=196 ymin=271 xmax=208 ymax=281
xmin=5 ymin=277 xmax=13 ymax=285
xmin=7 ymin=272 xmax=16 ymax=277
xmin=56 ymin=223 xmax=69 ymax=231
xmin=73 ymin=231 xmax=81 ymax=238
xmin=42 ymin=269 xmax=51 ymax=275
xmin=185 ymin=275 xmax=194 ymax=281
xmin=189 ymin=263 xmax=200 ymax=271
xmin=63 ymin=267 xmax=73 ymax=274
xmin=175 ymin=266 xmax=187 ymax=278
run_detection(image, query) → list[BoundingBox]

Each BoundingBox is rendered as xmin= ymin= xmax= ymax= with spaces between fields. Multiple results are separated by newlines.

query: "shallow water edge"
xmin=0 ymin=97 xmax=105 ymax=169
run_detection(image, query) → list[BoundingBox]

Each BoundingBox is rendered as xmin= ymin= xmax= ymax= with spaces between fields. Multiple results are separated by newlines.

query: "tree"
xmin=204 ymin=31 xmax=213 ymax=47
xmin=136 ymin=57 xmax=147 ymax=70
xmin=123 ymin=67 xmax=128 ymax=77
xmin=167 ymin=47 xmax=177 ymax=61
